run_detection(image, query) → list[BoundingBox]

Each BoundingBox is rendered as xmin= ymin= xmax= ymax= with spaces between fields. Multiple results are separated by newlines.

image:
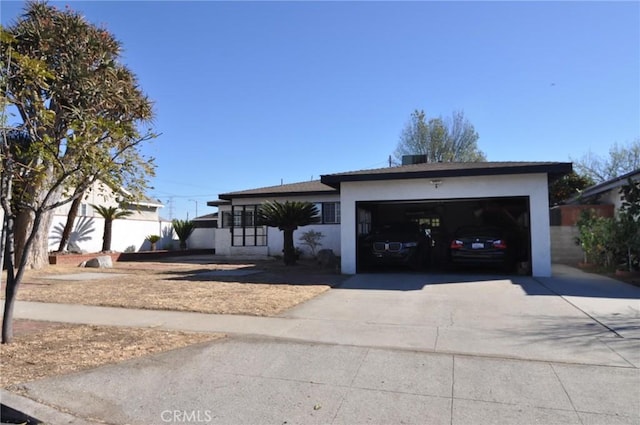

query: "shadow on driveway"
xmin=335 ymin=265 xmax=640 ymax=300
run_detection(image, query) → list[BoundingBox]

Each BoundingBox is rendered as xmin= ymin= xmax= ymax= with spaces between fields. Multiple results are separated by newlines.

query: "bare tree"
xmin=572 ymin=139 xmax=640 ymax=183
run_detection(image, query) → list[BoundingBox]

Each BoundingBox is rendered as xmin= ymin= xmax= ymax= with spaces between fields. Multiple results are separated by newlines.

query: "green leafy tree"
xmin=548 ymin=172 xmax=594 ymax=206
xmin=258 ymin=201 xmax=320 ymax=265
xmin=393 ymin=110 xmax=486 ymax=164
xmin=91 ymin=205 xmax=133 ymax=252
xmin=172 ymin=219 xmax=195 ymax=250
xmin=572 ymin=139 xmax=640 ymax=184
xmin=1 ymin=2 xmax=155 ymax=343
xmin=616 ymin=179 xmax=640 ymax=271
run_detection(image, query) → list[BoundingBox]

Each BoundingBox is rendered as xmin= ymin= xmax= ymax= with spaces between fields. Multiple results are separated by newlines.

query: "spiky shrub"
xmin=258 ymin=201 xmax=319 ymax=265
xmin=145 ymin=234 xmax=161 ymax=251
xmin=172 ymin=219 xmax=195 ymax=250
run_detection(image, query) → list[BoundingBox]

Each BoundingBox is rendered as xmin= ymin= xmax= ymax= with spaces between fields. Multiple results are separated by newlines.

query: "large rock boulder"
xmin=84 ymin=255 xmax=113 ymax=268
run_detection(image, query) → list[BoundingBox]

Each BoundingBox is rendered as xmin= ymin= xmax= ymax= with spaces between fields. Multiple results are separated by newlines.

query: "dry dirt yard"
xmin=7 ymin=257 xmax=345 ymax=315
xmin=1 ymin=320 xmax=222 ymax=388
xmin=1 ymin=257 xmax=345 ymax=387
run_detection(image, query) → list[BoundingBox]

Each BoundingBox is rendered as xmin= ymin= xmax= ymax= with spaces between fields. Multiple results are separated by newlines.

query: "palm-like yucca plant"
xmin=258 ymin=201 xmax=319 ymax=265
xmin=172 ymin=219 xmax=195 ymax=250
xmin=91 ymin=205 xmax=133 ymax=252
xmin=145 ymin=234 xmax=161 ymax=251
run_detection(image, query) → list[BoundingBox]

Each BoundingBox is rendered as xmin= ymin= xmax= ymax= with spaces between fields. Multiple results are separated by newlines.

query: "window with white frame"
xmin=312 ymin=202 xmax=340 ymax=224
xmin=322 ymin=202 xmax=340 ymax=224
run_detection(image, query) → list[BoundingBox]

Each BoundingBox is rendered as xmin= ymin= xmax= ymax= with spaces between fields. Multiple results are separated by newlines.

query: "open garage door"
xmin=356 ymin=196 xmax=531 ymax=275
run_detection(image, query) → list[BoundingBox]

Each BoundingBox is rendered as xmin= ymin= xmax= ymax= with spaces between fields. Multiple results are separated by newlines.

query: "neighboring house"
xmin=566 ymin=169 xmax=640 ymax=211
xmin=549 ymin=169 xmax=640 ymax=264
xmin=49 ymin=180 xmax=172 ymax=253
xmin=209 ymin=160 xmax=571 ymax=277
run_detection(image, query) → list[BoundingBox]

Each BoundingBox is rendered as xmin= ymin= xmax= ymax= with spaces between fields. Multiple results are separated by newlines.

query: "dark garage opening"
xmin=356 ymin=196 xmax=531 ymax=275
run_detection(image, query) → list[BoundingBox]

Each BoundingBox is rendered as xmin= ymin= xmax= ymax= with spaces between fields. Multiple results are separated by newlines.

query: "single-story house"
xmin=566 ymin=169 xmax=640 ymax=211
xmin=549 ymin=169 xmax=639 ymax=264
xmin=49 ymin=180 xmax=173 ymax=253
xmin=209 ymin=160 xmax=572 ymax=277
xmin=208 ymin=180 xmax=341 ymax=259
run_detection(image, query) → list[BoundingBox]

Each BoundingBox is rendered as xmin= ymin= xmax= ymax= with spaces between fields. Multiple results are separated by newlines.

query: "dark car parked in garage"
xmin=449 ymin=225 xmax=514 ymax=270
xmin=362 ymin=222 xmax=431 ymax=269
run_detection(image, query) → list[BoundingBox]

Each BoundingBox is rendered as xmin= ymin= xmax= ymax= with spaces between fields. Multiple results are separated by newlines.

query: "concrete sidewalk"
xmin=3 ymin=266 xmax=640 ymax=424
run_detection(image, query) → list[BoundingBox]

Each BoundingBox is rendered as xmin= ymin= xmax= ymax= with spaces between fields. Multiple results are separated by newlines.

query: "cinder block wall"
xmin=550 ymin=226 xmax=583 ymax=265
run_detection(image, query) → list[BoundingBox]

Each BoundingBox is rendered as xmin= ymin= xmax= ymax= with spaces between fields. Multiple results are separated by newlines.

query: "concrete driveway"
xmin=4 ymin=265 xmax=640 ymax=424
xmin=279 ymin=264 xmax=640 ymax=367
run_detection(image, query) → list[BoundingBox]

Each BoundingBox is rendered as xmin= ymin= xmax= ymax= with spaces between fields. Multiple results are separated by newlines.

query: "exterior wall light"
xmin=430 ymin=179 xmax=443 ymax=188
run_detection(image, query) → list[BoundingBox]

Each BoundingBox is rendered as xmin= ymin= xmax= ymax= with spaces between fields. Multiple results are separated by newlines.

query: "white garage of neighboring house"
xmin=210 ymin=160 xmax=572 ymax=277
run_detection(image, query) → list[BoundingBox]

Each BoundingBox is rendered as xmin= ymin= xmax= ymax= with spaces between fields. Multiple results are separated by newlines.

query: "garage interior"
xmin=356 ymin=196 xmax=531 ymax=274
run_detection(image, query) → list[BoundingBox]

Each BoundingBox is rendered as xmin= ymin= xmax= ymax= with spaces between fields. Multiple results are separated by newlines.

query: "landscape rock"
xmin=84 ymin=256 xmax=113 ymax=268
xmin=317 ymin=249 xmax=338 ymax=269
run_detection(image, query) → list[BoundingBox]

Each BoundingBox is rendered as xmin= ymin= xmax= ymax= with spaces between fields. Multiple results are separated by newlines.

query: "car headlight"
xmin=403 ymin=242 xmax=418 ymax=248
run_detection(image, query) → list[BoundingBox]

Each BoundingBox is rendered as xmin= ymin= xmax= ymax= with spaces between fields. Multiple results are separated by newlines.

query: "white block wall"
xmin=188 ymin=228 xmax=215 ymax=249
xmin=48 ymin=215 xmax=173 ymax=253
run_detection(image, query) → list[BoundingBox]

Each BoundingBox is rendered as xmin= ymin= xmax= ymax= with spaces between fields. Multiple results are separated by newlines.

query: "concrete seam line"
xmin=548 ymin=363 xmax=584 ymax=424
xmin=531 ymin=277 xmax=624 ymax=338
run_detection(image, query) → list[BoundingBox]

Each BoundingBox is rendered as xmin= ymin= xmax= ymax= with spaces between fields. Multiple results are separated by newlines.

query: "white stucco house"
xmin=209 ymin=161 xmax=572 ymax=277
xmin=49 ymin=180 xmax=172 ymax=253
xmin=209 ymin=180 xmax=341 ymax=258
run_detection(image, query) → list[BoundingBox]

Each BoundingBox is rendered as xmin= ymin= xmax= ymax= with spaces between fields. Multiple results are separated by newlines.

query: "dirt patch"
xmin=4 ymin=259 xmax=346 ymax=316
xmin=0 ymin=258 xmax=342 ymax=389
xmin=1 ymin=320 xmax=222 ymax=388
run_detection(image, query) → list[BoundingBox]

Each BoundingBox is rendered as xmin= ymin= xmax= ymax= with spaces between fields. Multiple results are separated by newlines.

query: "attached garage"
xmin=320 ymin=162 xmax=571 ymax=277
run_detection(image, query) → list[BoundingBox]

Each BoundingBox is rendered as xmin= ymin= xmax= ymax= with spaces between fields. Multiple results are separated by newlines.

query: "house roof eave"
xmin=321 ymin=162 xmax=573 ymax=188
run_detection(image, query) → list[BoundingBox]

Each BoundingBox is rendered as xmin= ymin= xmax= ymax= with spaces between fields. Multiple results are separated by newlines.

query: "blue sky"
xmin=2 ymin=1 xmax=639 ymax=220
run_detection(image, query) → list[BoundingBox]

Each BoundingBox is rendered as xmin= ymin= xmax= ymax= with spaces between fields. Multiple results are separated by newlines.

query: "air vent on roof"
xmin=402 ymin=155 xmax=428 ymax=165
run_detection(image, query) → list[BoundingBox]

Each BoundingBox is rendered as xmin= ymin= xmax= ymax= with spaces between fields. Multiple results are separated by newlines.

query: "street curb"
xmin=1 ymin=390 xmax=101 ymax=425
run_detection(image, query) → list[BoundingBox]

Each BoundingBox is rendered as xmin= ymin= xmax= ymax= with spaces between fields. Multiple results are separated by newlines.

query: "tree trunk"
xmin=14 ymin=208 xmax=55 ymax=269
xmin=2 ymin=221 xmax=17 ymax=343
xmin=2 ymin=206 xmax=47 ymax=343
xmin=13 ymin=176 xmax=62 ymax=270
xmin=57 ymin=196 xmax=82 ymax=252
xmin=29 ymin=209 xmax=55 ymax=268
xmin=102 ymin=219 xmax=113 ymax=252
xmin=282 ymin=228 xmax=296 ymax=266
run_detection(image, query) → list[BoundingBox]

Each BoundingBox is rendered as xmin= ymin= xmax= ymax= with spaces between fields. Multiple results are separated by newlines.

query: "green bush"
xmin=576 ymin=179 xmax=640 ymax=271
xmin=172 ymin=219 xmax=195 ymax=250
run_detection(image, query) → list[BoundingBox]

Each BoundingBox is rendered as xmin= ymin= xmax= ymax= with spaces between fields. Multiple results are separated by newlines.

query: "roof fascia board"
xmin=572 ymin=169 xmax=640 ymax=200
xmin=321 ymin=163 xmax=572 ymax=187
xmin=219 ymin=189 xmax=339 ymax=201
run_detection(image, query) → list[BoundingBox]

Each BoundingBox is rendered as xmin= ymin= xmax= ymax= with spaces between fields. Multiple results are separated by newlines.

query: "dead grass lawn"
xmin=0 ymin=258 xmax=343 ymax=388
xmin=1 ymin=320 xmax=222 ymax=388
xmin=5 ymin=259 xmax=344 ymax=316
